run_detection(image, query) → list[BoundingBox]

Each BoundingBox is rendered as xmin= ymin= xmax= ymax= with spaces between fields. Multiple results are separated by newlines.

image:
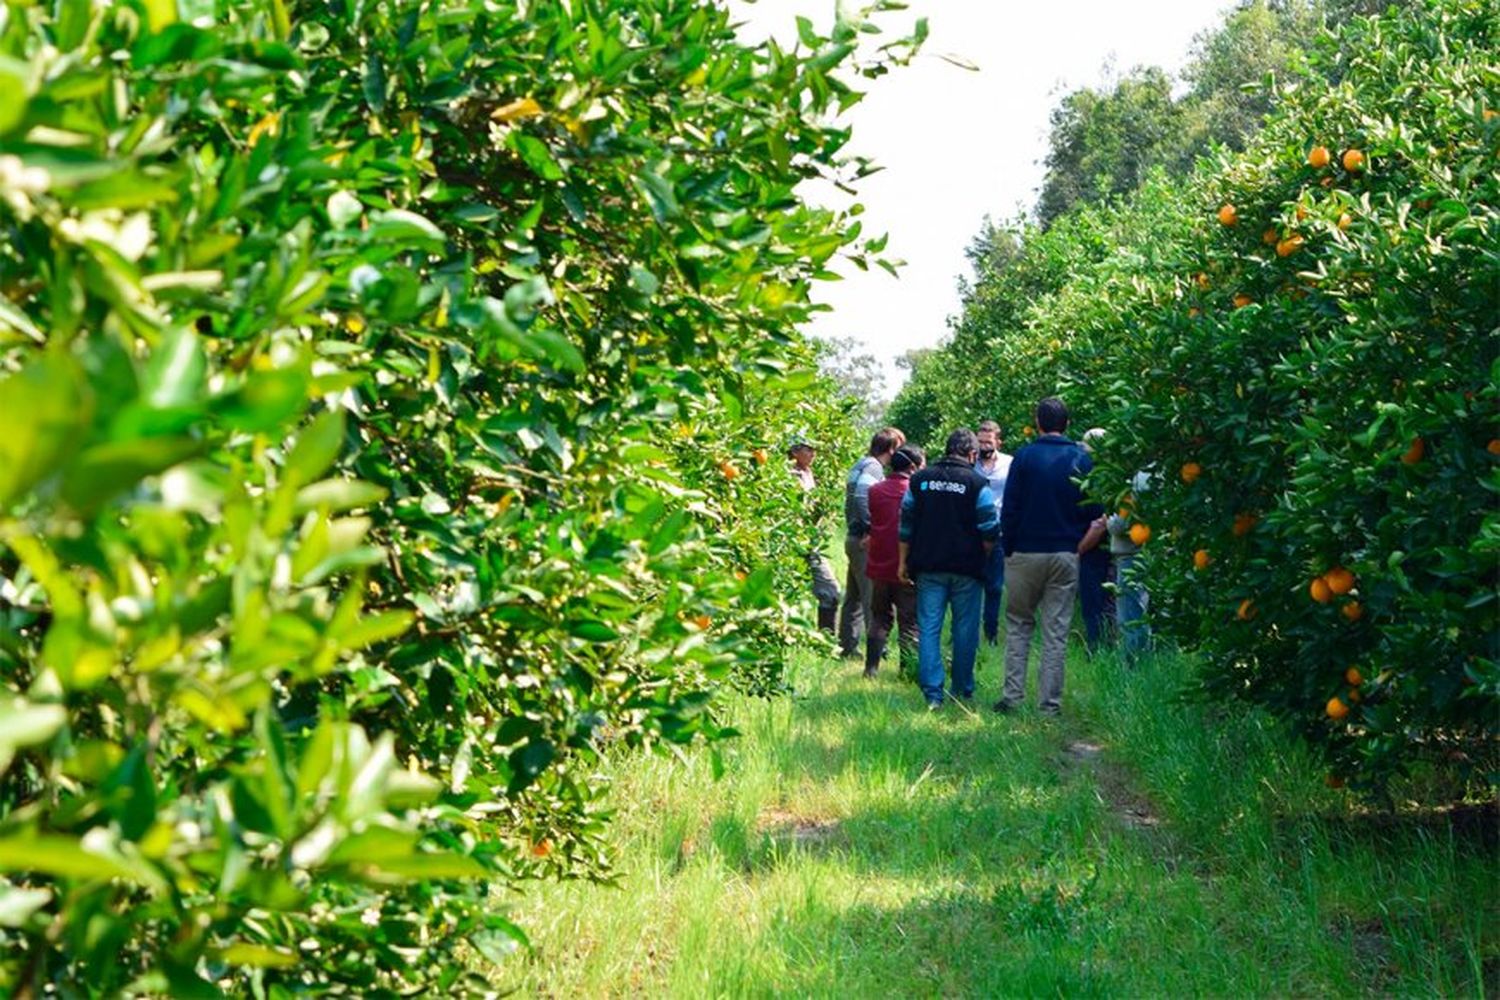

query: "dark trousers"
xmin=1079 ymin=548 xmax=1113 ymax=652
xmin=982 ymin=542 xmax=1006 ymax=642
xmin=839 ymin=535 xmax=872 ymax=656
xmin=866 ymin=578 xmax=918 ymax=676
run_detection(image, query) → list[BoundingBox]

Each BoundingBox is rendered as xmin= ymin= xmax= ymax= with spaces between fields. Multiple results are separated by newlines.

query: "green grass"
xmin=500 ymin=640 xmax=1496 ymax=997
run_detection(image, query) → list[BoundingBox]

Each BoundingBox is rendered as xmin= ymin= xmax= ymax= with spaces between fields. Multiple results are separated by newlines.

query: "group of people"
xmin=791 ymin=397 xmax=1150 ymax=714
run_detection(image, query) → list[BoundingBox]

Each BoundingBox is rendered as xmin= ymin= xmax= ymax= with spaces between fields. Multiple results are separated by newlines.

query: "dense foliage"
xmin=0 ymin=0 xmax=910 ymax=991
xmin=890 ymin=0 xmax=1498 ymax=791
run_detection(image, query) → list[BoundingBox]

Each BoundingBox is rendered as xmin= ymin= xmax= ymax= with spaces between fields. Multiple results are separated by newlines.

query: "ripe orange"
xmin=1295 ymin=204 xmax=1309 ymax=221
xmin=1487 ymin=439 xmax=1500 ymax=455
xmin=1337 ymin=213 xmax=1353 ymax=231
xmin=1276 ymin=234 xmax=1305 ymax=258
xmin=1345 ymin=666 xmax=1363 ymax=686
xmin=1233 ymin=293 xmax=1253 ymax=309
xmin=1309 ymin=577 xmax=1333 ymax=604
xmin=1341 ymin=601 xmax=1363 ymax=622
xmin=1342 ymin=148 xmax=1365 ymax=172
xmin=1262 ymin=227 xmax=1278 ymax=245
xmin=531 ymin=839 xmax=552 ymax=858
xmin=691 ymin=614 xmax=712 ymax=630
xmin=1348 ymin=687 xmax=1362 ymax=703
xmin=1180 ymin=461 xmax=1202 ymax=484
xmin=720 ymin=461 xmax=740 ymax=480
xmin=1232 ymin=512 xmax=1258 ymax=537
xmin=1400 ymin=437 xmax=1424 ymax=465
xmin=1196 ymin=272 xmax=1210 ymax=290
xmin=752 ymin=448 xmax=768 ymax=465
xmin=1308 ymin=146 xmax=1331 ymax=168
xmin=1193 ymin=549 xmax=1211 ymax=571
xmin=1324 ymin=567 xmax=1354 ymax=595
xmin=1237 ymin=598 xmax=1257 ymax=621
xmin=1326 ymin=696 xmax=1350 ymax=721
xmin=1218 ymin=204 xmax=1238 ymax=226
xmin=1128 ymin=523 xmax=1152 ymax=546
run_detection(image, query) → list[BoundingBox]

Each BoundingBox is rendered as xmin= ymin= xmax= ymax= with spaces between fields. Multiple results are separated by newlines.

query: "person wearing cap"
xmin=863 ymin=445 xmax=924 ymax=679
xmin=789 ymin=440 xmax=841 ymax=635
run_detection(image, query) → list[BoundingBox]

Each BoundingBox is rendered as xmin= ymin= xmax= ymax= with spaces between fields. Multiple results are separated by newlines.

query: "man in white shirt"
xmin=975 ymin=420 xmax=1013 ymax=645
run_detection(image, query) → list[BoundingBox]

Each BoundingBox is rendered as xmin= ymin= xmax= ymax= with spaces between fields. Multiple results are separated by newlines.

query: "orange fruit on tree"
xmin=1022 ymin=426 xmax=1034 ymax=437
xmin=691 ymin=614 xmax=712 ymax=630
xmin=1342 ymin=148 xmax=1365 ymax=171
xmin=1337 ymin=213 xmax=1353 ymax=231
xmin=1196 ymin=272 xmax=1210 ymax=290
xmin=720 ymin=461 xmax=740 ymax=480
xmin=531 ymin=839 xmax=553 ymax=858
xmin=1189 ymin=307 xmax=1201 ymax=318
xmin=1341 ymin=601 xmax=1364 ymax=622
xmin=1233 ymin=293 xmax=1253 ymax=308
xmin=1237 ymin=598 xmax=1257 ymax=621
xmin=1232 ymin=512 xmax=1258 ymax=537
xmin=1276 ymin=234 xmax=1305 ymax=257
xmin=752 ymin=448 xmax=768 ymax=465
xmin=1324 ymin=567 xmax=1355 ymax=594
xmin=1346 ymin=666 xmax=1363 ymax=686
xmin=1218 ymin=203 xmax=1239 ymax=226
xmin=1128 ymin=523 xmax=1152 ymax=546
xmin=1348 ymin=687 xmax=1362 ymax=703
xmin=1180 ymin=461 xmax=1202 ymax=484
xmin=1325 ymin=773 xmax=1345 ymax=789
xmin=1308 ymin=145 xmax=1331 ymax=168
xmin=1400 ymin=437 xmax=1425 ymax=464
xmin=1262 ymin=227 xmax=1278 ymax=245
xmin=1193 ymin=549 xmax=1211 ymax=571
xmin=1309 ymin=577 xmax=1333 ymax=604
xmin=1326 ymin=696 xmax=1350 ymax=721
xmin=1487 ymin=439 xmax=1500 ymax=455
xmin=1295 ymin=204 xmax=1309 ymax=221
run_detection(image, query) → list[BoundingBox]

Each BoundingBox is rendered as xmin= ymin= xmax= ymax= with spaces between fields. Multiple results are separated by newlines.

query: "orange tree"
xmin=895 ymin=0 xmax=1498 ymax=793
xmin=0 ymin=0 xmax=911 ymax=991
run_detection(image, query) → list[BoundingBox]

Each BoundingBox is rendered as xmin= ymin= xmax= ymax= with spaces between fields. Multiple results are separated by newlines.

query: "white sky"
xmin=731 ymin=0 xmax=1231 ymax=395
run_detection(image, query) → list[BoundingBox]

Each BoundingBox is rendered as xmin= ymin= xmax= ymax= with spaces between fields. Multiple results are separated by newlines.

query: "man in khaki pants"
xmin=994 ymin=398 xmax=1101 ymax=716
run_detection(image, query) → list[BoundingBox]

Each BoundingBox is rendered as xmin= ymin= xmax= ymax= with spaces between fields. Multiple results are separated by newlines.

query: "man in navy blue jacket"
xmin=995 ymin=398 xmax=1102 ymax=716
xmin=897 ymin=429 xmax=1000 ymax=709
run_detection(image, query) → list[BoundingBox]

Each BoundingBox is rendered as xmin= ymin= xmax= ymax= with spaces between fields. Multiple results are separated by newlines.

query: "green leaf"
xmin=60 ymin=436 xmax=202 ymax=511
xmin=283 ymin=410 xmax=346 ymax=487
xmin=0 ymin=351 xmax=89 ymax=510
xmin=141 ymin=327 xmax=206 ymax=409
xmin=0 ymin=833 xmax=150 ymax=885
xmin=367 ymin=209 xmax=446 ymax=251
xmin=513 ymin=134 xmax=564 ymax=181
xmin=218 ymin=943 xmax=298 ymax=969
xmin=294 ymin=478 xmax=388 ymax=513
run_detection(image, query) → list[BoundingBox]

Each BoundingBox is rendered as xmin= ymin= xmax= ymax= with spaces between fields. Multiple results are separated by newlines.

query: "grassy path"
xmin=505 ymin=642 xmax=1495 ymax=997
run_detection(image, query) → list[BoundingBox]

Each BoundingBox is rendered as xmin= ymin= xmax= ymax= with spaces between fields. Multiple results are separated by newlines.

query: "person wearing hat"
xmin=789 ymin=440 xmax=841 ymax=635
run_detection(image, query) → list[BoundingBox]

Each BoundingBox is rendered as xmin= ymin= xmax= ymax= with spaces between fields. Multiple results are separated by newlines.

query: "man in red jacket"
xmin=863 ymin=445 xmax=924 ymax=679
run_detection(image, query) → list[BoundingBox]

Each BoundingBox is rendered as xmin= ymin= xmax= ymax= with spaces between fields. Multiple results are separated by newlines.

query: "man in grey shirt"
xmin=840 ymin=426 xmax=905 ymax=658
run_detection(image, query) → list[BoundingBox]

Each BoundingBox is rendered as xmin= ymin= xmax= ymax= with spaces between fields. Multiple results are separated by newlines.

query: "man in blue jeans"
xmin=897 ymin=429 xmax=1000 ymax=709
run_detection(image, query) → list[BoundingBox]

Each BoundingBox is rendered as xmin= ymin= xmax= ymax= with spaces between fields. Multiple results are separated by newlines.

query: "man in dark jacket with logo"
xmin=995 ymin=398 xmax=1102 ymax=717
xmin=897 ymin=429 xmax=1000 ymax=709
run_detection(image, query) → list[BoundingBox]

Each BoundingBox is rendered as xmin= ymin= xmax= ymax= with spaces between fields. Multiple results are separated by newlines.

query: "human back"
xmin=904 ymin=437 xmax=997 ymax=580
xmin=1001 ymin=426 xmax=1095 ymax=554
